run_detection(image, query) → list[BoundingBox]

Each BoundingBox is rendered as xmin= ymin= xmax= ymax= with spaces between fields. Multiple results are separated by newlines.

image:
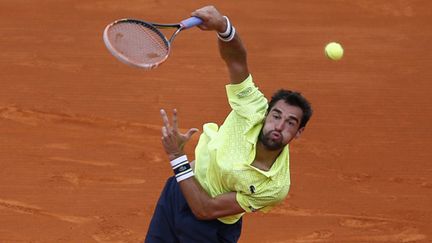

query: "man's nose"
xmin=275 ymin=120 xmax=285 ymax=131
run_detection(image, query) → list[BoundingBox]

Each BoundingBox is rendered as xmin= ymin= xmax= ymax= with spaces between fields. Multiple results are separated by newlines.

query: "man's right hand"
xmin=191 ymin=6 xmax=227 ymax=33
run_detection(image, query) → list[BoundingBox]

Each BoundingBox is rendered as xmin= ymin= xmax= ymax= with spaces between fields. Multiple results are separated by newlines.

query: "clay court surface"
xmin=1 ymin=0 xmax=431 ymax=242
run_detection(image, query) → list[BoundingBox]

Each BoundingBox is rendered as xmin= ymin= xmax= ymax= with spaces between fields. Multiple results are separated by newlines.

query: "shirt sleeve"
xmin=225 ymin=75 xmax=268 ymax=125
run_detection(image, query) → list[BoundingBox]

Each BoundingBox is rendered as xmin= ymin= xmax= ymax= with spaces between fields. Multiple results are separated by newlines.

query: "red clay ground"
xmin=1 ymin=0 xmax=431 ymax=242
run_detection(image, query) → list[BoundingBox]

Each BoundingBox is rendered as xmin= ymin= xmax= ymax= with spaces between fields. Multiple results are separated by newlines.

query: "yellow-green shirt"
xmin=194 ymin=75 xmax=291 ymax=224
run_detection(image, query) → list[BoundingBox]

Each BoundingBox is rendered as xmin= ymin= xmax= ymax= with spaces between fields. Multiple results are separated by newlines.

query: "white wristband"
xmin=176 ymin=170 xmax=194 ymax=182
xmin=217 ymin=26 xmax=236 ymax=42
xmin=170 ymin=155 xmax=188 ymax=167
xmin=170 ymin=155 xmax=194 ymax=182
xmin=218 ymin=16 xmax=232 ymax=37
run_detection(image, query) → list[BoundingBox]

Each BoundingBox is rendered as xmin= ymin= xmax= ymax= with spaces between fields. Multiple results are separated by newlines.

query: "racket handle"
xmin=180 ymin=17 xmax=203 ymax=29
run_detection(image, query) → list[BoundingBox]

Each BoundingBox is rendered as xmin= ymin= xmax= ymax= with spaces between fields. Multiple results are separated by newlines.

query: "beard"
xmin=258 ymin=129 xmax=285 ymax=151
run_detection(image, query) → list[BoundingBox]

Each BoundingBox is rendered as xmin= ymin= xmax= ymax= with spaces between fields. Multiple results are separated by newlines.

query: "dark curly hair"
xmin=267 ymin=89 xmax=313 ymax=128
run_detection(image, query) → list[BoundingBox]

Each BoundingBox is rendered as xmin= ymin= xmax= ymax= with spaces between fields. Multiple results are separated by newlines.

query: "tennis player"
xmin=145 ymin=5 xmax=313 ymax=243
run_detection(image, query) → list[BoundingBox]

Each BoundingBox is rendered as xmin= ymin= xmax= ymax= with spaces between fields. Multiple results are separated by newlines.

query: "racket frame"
xmin=103 ymin=17 xmax=201 ymax=69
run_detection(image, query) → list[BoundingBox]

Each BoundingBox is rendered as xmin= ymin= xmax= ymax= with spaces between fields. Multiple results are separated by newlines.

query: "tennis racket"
xmin=103 ymin=17 xmax=203 ymax=69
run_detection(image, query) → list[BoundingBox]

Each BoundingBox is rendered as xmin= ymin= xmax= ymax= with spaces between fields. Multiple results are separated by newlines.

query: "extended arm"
xmin=192 ymin=6 xmax=249 ymax=84
xmin=160 ymin=109 xmax=245 ymax=220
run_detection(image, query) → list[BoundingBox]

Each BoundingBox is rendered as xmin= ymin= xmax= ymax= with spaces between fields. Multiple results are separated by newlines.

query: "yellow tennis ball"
xmin=325 ymin=42 xmax=344 ymax=61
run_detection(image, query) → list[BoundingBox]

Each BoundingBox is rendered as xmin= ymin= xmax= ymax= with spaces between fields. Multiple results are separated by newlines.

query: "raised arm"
xmin=192 ymin=6 xmax=249 ymax=84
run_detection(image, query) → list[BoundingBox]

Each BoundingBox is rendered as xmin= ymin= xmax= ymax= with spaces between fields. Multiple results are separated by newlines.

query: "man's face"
xmin=259 ymin=100 xmax=304 ymax=150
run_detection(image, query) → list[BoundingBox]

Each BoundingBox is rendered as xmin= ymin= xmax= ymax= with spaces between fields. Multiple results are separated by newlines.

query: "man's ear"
xmin=295 ymin=127 xmax=305 ymax=139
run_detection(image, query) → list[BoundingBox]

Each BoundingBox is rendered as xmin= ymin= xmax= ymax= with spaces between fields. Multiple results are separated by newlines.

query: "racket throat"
xmin=169 ymin=28 xmax=183 ymax=43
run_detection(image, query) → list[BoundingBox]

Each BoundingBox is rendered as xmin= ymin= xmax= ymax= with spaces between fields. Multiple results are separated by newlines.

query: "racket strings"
xmin=105 ymin=22 xmax=169 ymax=67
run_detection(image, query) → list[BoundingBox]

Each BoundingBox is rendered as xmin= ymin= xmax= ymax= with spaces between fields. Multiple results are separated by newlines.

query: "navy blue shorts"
xmin=145 ymin=177 xmax=242 ymax=243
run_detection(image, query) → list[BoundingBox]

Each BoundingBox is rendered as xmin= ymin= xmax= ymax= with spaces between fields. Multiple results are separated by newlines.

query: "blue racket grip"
xmin=180 ymin=17 xmax=203 ymax=29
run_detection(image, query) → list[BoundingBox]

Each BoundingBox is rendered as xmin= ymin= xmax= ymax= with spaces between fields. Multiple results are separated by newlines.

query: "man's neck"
xmin=252 ymin=142 xmax=283 ymax=171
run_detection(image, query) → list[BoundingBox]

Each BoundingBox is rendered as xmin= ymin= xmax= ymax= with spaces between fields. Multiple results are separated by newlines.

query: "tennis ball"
xmin=325 ymin=42 xmax=344 ymax=61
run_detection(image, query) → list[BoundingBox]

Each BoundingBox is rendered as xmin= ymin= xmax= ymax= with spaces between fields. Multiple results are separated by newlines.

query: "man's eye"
xmin=287 ymin=120 xmax=297 ymax=126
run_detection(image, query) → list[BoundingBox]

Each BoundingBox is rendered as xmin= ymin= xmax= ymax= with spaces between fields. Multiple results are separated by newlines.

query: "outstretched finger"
xmin=160 ymin=109 xmax=170 ymax=129
xmin=185 ymin=128 xmax=199 ymax=140
xmin=161 ymin=126 xmax=168 ymax=137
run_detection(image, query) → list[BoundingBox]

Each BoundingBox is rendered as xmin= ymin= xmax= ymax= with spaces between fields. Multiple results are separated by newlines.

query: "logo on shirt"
xmin=237 ymin=87 xmax=253 ymax=97
xmin=249 ymin=185 xmax=255 ymax=194
xmin=249 ymin=206 xmax=258 ymax=212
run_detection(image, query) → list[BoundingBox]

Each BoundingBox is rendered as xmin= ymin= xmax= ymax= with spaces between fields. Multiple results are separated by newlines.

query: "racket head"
xmin=103 ymin=19 xmax=171 ymax=69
